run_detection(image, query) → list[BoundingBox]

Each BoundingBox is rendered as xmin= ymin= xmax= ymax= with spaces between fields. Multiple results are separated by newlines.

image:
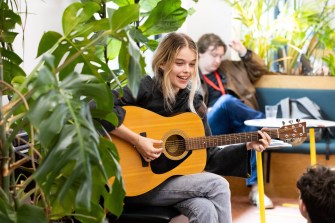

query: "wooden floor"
xmin=173 ymin=152 xmax=333 ymax=223
xmin=171 ymin=195 xmax=305 ymax=223
xmin=228 ymin=151 xmax=335 ymax=223
xmin=232 ymin=196 xmax=305 ymax=223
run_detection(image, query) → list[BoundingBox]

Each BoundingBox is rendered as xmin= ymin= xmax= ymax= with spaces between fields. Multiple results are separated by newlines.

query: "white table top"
xmin=245 ymin=118 xmax=335 ymax=128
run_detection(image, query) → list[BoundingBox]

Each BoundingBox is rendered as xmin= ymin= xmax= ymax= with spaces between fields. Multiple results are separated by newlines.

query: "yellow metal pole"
xmin=256 ymin=151 xmax=266 ymax=223
xmin=309 ymin=128 xmax=316 ymax=165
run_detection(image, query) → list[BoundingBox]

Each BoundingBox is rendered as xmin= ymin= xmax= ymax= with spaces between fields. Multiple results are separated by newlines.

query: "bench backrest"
xmin=256 ymin=88 xmax=335 ymax=136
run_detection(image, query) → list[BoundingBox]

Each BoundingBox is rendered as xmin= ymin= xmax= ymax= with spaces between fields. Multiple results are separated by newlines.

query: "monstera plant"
xmin=0 ymin=0 xmax=194 ymax=222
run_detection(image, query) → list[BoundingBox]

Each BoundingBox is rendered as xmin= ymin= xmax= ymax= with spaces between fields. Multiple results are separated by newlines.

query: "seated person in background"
xmin=99 ymin=32 xmax=271 ymax=223
xmin=197 ymin=33 xmax=274 ymax=209
xmin=297 ymin=165 xmax=335 ymax=223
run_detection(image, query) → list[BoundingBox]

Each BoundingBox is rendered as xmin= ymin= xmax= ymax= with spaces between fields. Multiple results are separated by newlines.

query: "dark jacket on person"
xmin=99 ymin=75 xmax=250 ymax=178
xmin=200 ymin=50 xmax=268 ymax=110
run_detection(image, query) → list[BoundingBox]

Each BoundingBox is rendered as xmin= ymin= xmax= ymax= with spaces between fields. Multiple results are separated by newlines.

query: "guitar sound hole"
xmin=165 ymin=134 xmax=186 ymax=157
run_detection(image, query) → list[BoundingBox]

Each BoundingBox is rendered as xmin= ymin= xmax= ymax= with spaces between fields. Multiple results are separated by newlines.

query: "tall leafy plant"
xmin=224 ymin=0 xmax=335 ymax=76
xmin=0 ymin=0 xmax=193 ymax=222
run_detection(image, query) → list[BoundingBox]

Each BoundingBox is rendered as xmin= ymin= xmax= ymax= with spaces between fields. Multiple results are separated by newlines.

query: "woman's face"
xmin=163 ymin=47 xmax=196 ymax=93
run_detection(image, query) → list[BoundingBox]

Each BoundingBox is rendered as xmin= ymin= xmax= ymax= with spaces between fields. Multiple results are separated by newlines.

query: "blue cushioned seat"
xmin=256 ymin=87 xmax=335 ymax=183
xmin=271 ymin=139 xmax=335 ymax=154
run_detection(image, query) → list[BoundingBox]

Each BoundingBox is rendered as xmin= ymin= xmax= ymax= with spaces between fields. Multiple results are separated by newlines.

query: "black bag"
xmin=276 ymin=97 xmax=333 ymax=142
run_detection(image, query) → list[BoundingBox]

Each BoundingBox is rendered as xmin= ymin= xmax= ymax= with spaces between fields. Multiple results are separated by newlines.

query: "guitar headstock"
xmin=277 ymin=122 xmax=307 ymax=142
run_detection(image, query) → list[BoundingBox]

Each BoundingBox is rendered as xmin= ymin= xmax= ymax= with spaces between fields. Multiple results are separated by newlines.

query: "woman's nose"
xmin=184 ymin=64 xmax=191 ymax=73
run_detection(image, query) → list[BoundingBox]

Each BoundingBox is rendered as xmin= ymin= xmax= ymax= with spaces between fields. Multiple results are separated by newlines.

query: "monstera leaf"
xmin=37 ymin=2 xmax=111 ymax=81
xmin=26 ymin=58 xmax=123 ymax=221
xmin=0 ymin=7 xmax=26 ymax=83
xmin=139 ymin=0 xmax=188 ymax=36
xmin=1 ymin=0 xmax=193 ymax=222
xmin=0 ymin=196 xmax=47 ymax=223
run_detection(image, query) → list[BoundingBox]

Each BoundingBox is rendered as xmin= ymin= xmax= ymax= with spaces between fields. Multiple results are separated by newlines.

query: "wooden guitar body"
xmin=110 ymin=106 xmax=207 ymax=196
xmin=109 ymin=106 xmax=307 ymax=196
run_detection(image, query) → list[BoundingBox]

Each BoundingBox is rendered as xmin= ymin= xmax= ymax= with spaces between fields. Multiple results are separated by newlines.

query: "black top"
xmin=100 ymin=75 xmax=250 ymax=178
xmin=203 ymin=70 xmax=227 ymax=107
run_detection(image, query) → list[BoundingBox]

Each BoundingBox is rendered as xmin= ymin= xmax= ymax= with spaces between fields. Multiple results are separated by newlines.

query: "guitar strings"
xmin=163 ymin=127 xmax=305 ymax=151
xmin=164 ymin=128 xmax=300 ymax=145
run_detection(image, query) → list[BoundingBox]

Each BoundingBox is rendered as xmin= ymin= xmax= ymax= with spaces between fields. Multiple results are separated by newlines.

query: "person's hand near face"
xmin=229 ymin=40 xmax=247 ymax=57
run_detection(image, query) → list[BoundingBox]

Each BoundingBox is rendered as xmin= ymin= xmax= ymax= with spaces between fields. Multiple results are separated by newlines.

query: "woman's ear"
xmin=159 ymin=64 xmax=165 ymax=71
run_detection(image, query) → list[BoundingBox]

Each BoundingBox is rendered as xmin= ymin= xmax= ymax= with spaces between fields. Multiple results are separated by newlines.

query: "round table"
xmin=245 ymin=118 xmax=335 ymax=165
xmin=245 ymin=118 xmax=335 ymax=128
xmin=244 ymin=118 xmax=335 ymax=222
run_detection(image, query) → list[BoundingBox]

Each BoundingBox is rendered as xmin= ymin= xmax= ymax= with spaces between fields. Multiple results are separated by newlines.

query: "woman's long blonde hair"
xmin=152 ymin=32 xmax=200 ymax=113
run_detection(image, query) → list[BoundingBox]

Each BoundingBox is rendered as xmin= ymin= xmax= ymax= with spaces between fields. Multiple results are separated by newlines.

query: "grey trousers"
xmin=125 ymin=172 xmax=232 ymax=223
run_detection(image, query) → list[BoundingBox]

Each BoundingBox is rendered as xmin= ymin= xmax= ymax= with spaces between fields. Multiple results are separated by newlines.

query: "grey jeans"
xmin=125 ymin=172 xmax=232 ymax=223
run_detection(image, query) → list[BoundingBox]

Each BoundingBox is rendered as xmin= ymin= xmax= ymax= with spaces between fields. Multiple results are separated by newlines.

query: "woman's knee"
xmin=204 ymin=172 xmax=230 ymax=192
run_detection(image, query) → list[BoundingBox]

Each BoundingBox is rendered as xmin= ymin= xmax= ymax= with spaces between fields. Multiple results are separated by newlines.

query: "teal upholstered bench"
xmin=255 ymin=87 xmax=335 ymax=182
xmin=256 ymin=88 xmax=335 ymax=154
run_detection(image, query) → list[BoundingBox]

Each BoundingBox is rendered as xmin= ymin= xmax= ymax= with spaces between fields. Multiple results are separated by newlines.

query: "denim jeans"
xmin=207 ymin=95 xmax=264 ymax=186
xmin=125 ymin=172 xmax=232 ymax=223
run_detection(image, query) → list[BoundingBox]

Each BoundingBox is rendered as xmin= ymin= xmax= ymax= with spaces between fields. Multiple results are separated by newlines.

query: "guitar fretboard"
xmin=185 ymin=129 xmax=279 ymax=150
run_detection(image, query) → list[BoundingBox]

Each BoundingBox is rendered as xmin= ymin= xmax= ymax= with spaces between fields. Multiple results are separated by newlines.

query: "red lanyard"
xmin=202 ymin=71 xmax=225 ymax=95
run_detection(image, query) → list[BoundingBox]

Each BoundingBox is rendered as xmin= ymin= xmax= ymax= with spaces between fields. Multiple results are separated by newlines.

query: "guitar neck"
xmin=185 ymin=129 xmax=278 ymax=150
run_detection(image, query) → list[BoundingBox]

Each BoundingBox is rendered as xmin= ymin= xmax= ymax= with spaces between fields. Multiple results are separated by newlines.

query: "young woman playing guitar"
xmin=99 ymin=32 xmax=271 ymax=223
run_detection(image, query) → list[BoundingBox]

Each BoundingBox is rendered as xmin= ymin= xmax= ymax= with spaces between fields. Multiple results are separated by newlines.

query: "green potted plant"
xmin=0 ymin=0 xmax=194 ymax=222
xmin=224 ymin=0 xmax=335 ymax=76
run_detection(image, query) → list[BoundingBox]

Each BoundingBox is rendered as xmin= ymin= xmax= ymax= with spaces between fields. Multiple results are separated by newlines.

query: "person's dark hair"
xmin=197 ymin=33 xmax=227 ymax=54
xmin=297 ymin=165 xmax=335 ymax=223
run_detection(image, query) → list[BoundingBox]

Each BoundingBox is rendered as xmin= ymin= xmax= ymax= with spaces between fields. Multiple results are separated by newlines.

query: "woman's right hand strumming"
xmin=111 ymin=124 xmax=163 ymax=162
xmin=134 ymin=135 xmax=163 ymax=162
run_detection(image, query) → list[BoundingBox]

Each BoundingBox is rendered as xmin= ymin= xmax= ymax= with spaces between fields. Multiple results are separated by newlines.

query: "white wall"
xmin=14 ymin=0 xmax=74 ymax=73
xmin=14 ymin=0 xmax=238 ymax=74
xmin=180 ymin=0 xmax=240 ymax=60
xmin=14 ymin=0 xmax=335 ymax=74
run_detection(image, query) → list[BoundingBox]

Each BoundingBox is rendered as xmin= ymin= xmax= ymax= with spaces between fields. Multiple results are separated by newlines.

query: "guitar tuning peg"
xmin=282 ymin=121 xmax=285 ymax=126
xmin=296 ymin=119 xmax=300 ymax=123
xmin=289 ymin=120 xmax=293 ymax=124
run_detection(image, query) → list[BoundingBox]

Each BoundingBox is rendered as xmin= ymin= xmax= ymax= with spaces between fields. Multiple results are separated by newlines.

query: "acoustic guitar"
xmin=109 ymin=106 xmax=307 ymax=196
